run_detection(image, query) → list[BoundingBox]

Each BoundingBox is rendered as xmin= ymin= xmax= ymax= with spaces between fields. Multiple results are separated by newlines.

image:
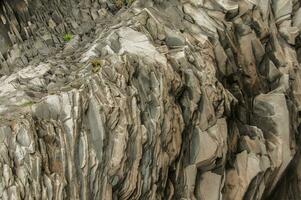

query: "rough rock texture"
xmin=0 ymin=0 xmax=300 ymax=199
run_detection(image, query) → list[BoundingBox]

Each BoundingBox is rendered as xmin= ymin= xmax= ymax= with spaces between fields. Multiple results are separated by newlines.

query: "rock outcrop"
xmin=0 ymin=0 xmax=300 ymax=199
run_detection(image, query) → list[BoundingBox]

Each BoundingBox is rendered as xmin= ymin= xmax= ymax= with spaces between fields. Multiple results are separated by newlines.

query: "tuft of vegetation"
xmin=113 ymin=0 xmax=135 ymax=8
xmin=90 ymin=59 xmax=103 ymax=73
xmin=63 ymin=33 xmax=73 ymax=42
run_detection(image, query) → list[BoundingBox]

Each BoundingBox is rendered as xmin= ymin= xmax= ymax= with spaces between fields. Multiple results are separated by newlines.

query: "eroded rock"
xmin=0 ymin=0 xmax=300 ymax=199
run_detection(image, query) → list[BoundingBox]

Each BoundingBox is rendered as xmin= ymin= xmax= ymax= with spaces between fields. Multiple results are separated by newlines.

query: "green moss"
xmin=20 ymin=101 xmax=34 ymax=107
xmin=127 ymin=0 xmax=135 ymax=5
xmin=63 ymin=33 xmax=72 ymax=42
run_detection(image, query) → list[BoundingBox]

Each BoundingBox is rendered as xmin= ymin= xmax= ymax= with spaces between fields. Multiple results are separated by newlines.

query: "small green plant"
xmin=63 ymin=33 xmax=72 ymax=42
xmin=91 ymin=59 xmax=103 ymax=73
xmin=114 ymin=0 xmax=124 ymax=8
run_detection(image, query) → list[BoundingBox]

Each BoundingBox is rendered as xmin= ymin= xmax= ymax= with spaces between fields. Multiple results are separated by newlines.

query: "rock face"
xmin=0 ymin=0 xmax=300 ymax=199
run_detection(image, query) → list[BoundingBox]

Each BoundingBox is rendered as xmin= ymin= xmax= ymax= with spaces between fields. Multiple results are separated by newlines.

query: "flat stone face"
xmin=272 ymin=0 xmax=292 ymax=22
xmin=191 ymin=128 xmax=218 ymax=167
xmin=183 ymin=3 xmax=220 ymax=36
xmin=196 ymin=171 xmax=222 ymax=200
xmin=165 ymin=27 xmax=185 ymax=48
xmin=118 ymin=27 xmax=167 ymax=64
xmin=252 ymin=93 xmax=293 ymax=191
xmin=0 ymin=24 xmax=11 ymax=55
xmin=0 ymin=0 xmax=300 ymax=199
xmin=223 ymin=151 xmax=264 ymax=200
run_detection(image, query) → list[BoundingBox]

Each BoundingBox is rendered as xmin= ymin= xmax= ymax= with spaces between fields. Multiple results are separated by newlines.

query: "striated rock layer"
xmin=0 ymin=0 xmax=300 ymax=199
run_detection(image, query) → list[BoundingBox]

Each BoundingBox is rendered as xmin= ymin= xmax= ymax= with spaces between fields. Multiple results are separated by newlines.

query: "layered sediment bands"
xmin=0 ymin=0 xmax=300 ymax=199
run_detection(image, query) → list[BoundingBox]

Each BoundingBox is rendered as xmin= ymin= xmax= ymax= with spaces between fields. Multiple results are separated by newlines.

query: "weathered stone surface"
xmin=196 ymin=171 xmax=222 ymax=200
xmin=0 ymin=0 xmax=300 ymax=199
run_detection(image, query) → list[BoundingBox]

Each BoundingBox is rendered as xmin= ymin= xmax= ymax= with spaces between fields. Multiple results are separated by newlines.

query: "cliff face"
xmin=0 ymin=0 xmax=300 ymax=199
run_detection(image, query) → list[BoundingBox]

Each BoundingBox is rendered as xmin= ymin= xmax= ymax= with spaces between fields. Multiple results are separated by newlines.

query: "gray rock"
xmin=165 ymin=28 xmax=185 ymax=48
xmin=0 ymin=0 xmax=300 ymax=199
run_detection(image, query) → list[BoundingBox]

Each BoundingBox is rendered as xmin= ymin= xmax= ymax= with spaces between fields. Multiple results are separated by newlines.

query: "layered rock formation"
xmin=0 ymin=0 xmax=300 ymax=199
